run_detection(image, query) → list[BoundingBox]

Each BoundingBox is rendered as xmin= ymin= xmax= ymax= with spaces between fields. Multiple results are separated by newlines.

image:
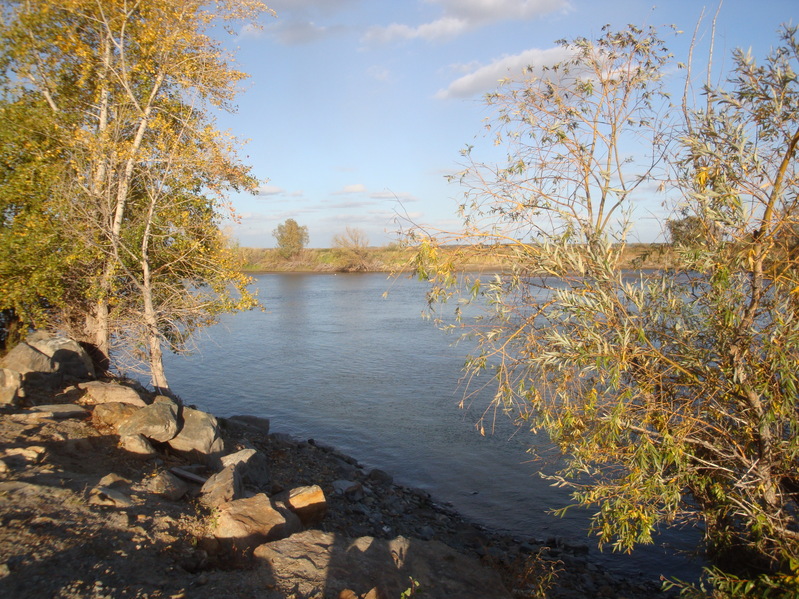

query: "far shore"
xmin=237 ymin=243 xmax=676 ymax=274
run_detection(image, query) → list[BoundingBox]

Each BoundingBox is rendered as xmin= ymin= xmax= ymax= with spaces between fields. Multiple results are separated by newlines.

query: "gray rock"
xmin=168 ymin=407 xmax=225 ymax=463
xmin=213 ymin=493 xmax=302 ymax=551
xmin=78 ymin=381 xmax=146 ymax=407
xmin=199 ymin=464 xmax=242 ymax=508
xmin=253 ymin=531 xmax=513 ymax=599
xmin=147 ymin=471 xmax=190 ymax=501
xmin=26 ymin=332 xmax=94 ymax=379
xmin=0 ymin=368 xmax=22 ymax=405
xmin=333 ymin=479 xmax=363 ymax=500
xmin=219 ymin=448 xmax=271 ymax=489
xmin=117 ymin=401 xmax=179 ymax=443
xmin=88 ymin=485 xmax=134 ymax=508
xmin=1 ymin=343 xmax=53 ymax=375
xmin=119 ymin=433 xmax=156 ymax=456
xmin=366 ymin=468 xmax=393 ymax=487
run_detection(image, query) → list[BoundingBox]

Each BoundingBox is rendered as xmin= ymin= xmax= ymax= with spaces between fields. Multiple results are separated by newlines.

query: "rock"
xmin=98 ymin=473 xmax=130 ymax=488
xmin=29 ymin=404 xmax=88 ymax=419
xmin=366 ymin=468 xmax=393 ymax=487
xmin=170 ymin=466 xmax=208 ymax=485
xmin=199 ymin=464 xmax=242 ymax=508
xmin=253 ymin=531 xmax=513 ymax=599
xmin=333 ymin=479 xmax=363 ymax=500
xmin=278 ymin=485 xmax=327 ymax=526
xmin=147 ymin=471 xmax=190 ymax=501
xmin=117 ymin=401 xmax=179 ymax=443
xmin=213 ymin=493 xmax=302 ymax=551
xmin=226 ymin=414 xmax=270 ymax=435
xmin=88 ymin=486 xmax=134 ymax=508
xmin=120 ymin=433 xmax=156 ymax=456
xmin=167 ymin=407 xmax=225 ymax=464
xmin=219 ymin=448 xmax=271 ymax=489
xmin=26 ymin=332 xmax=94 ymax=379
xmin=0 ymin=368 xmax=22 ymax=405
xmin=92 ymin=402 xmax=142 ymax=431
xmin=78 ymin=381 xmax=147 ymax=407
xmin=1 ymin=342 xmax=54 ymax=375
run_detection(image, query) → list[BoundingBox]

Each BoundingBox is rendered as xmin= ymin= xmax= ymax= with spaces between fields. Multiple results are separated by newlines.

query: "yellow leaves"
xmin=694 ymin=166 xmax=710 ymax=191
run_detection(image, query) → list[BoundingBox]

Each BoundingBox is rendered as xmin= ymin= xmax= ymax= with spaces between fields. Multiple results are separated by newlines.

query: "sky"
xmin=216 ymin=0 xmax=798 ymax=248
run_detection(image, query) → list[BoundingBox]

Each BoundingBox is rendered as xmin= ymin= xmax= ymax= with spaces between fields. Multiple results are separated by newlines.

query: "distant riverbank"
xmin=236 ymin=243 xmax=676 ymax=274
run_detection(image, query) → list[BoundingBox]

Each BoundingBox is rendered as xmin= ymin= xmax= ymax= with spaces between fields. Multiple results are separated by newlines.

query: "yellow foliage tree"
xmin=0 ymin=0 xmax=270 ymax=390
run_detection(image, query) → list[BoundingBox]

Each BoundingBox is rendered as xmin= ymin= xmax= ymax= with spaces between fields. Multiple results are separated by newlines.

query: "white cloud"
xmin=239 ymin=23 xmax=264 ymax=38
xmin=256 ymin=184 xmax=285 ymax=196
xmin=336 ymin=183 xmax=368 ymax=194
xmin=436 ymin=45 xmax=575 ymax=99
xmin=365 ymin=0 xmax=570 ymax=43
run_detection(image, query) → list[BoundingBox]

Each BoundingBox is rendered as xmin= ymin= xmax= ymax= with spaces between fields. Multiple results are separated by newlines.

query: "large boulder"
xmin=117 ymin=401 xmax=179 ymax=443
xmin=1 ymin=342 xmax=54 ymax=376
xmin=213 ymin=493 xmax=302 ymax=551
xmin=26 ymin=331 xmax=94 ymax=379
xmin=167 ymin=407 xmax=225 ymax=464
xmin=78 ymin=381 xmax=146 ymax=407
xmin=253 ymin=531 xmax=513 ymax=599
xmin=0 ymin=368 xmax=21 ymax=405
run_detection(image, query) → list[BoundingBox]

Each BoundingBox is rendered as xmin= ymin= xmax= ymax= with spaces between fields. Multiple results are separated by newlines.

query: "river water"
xmin=161 ymin=272 xmax=703 ymax=581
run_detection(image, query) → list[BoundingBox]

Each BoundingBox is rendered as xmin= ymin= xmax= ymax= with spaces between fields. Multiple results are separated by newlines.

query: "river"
xmin=161 ymin=272 xmax=703 ymax=581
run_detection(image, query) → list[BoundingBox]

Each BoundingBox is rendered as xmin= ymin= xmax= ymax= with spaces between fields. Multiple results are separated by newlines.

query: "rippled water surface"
xmin=162 ymin=272 xmax=702 ymax=580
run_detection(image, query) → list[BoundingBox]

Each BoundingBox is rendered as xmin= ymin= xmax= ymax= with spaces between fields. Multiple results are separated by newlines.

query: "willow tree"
xmin=0 ymin=0 xmax=267 ymax=388
xmin=413 ymin=24 xmax=799 ymax=593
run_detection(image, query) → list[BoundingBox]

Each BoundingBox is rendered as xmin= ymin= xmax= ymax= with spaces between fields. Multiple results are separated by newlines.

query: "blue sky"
xmin=218 ymin=0 xmax=797 ymax=248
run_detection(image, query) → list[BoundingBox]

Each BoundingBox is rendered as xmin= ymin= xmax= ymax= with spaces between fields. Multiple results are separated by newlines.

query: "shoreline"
xmin=0 ymin=373 xmax=684 ymax=598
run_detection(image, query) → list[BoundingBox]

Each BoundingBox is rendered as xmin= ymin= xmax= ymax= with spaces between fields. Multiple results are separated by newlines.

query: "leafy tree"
xmin=0 ymin=0 xmax=267 ymax=389
xmin=273 ymin=218 xmax=309 ymax=259
xmin=411 ymin=23 xmax=799 ymax=593
xmin=332 ymin=226 xmax=371 ymax=271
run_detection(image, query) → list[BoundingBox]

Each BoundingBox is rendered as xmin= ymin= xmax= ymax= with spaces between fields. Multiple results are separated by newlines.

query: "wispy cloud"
xmin=256 ymin=184 xmax=285 ymax=196
xmin=365 ymin=0 xmax=570 ymax=43
xmin=335 ymin=183 xmax=368 ymax=194
xmin=436 ymin=45 xmax=575 ymax=99
xmin=261 ymin=0 xmax=358 ymax=45
xmin=256 ymin=184 xmax=306 ymax=199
